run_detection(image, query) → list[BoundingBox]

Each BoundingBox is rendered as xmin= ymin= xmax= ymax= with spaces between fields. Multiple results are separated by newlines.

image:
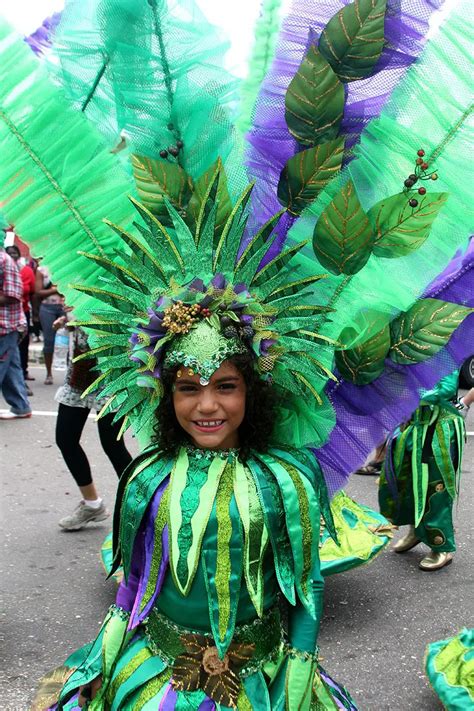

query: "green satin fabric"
xmin=96 ymin=446 xmax=334 ymax=708
xmin=419 ymin=370 xmax=459 ymax=406
xmin=426 ymin=628 xmax=474 ymax=711
xmin=156 ymin=511 xmax=279 ymax=632
xmin=120 ymin=446 xmax=331 ymax=644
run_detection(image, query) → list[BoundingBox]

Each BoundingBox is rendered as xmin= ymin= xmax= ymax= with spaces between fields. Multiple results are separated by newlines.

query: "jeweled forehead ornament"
xmin=164 ymin=319 xmax=248 ymax=385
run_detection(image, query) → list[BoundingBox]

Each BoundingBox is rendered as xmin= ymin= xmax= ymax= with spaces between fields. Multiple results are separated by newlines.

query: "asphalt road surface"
xmin=1 ymin=366 xmax=473 ymax=710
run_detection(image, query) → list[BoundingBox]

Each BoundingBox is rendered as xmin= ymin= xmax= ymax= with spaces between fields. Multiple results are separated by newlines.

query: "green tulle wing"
xmin=0 ymin=19 xmax=138 ymax=316
xmin=48 ymin=0 xmax=246 ymax=193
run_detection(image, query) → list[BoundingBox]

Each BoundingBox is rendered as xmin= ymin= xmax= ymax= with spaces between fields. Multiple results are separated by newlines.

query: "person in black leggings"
xmin=56 ymin=405 xmax=132 ymax=487
xmin=53 ymin=317 xmax=133 ymax=530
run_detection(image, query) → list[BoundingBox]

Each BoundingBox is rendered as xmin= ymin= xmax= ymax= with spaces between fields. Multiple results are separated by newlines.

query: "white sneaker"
xmin=0 ymin=411 xmax=32 ymax=420
xmin=59 ymin=500 xmax=109 ymax=531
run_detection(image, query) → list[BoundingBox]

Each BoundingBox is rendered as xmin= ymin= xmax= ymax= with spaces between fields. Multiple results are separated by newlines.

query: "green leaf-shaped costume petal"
xmin=313 ymin=179 xmax=375 ymax=275
xmin=336 ymin=323 xmax=390 ymax=384
xmin=131 ymin=155 xmax=193 ymax=224
xmin=277 ymin=140 xmax=344 ymax=216
xmin=319 ymin=0 xmax=387 ymax=82
xmin=389 ymin=299 xmax=474 ymax=365
xmin=285 ymin=44 xmax=344 ymax=146
xmin=370 ymin=192 xmax=449 ymax=258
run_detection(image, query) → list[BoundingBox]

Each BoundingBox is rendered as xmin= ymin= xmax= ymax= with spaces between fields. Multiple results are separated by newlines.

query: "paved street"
xmin=1 ymin=366 xmax=473 ymax=710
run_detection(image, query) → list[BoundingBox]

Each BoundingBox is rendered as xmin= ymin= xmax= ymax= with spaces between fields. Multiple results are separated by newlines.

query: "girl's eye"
xmin=177 ymin=385 xmax=198 ymax=393
xmin=218 ymin=383 xmax=237 ymax=391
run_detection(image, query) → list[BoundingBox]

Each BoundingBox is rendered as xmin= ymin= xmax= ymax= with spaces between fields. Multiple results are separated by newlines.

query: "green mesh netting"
xmin=48 ymin=0 xmax=247 ymax=194
xmin=236 ymin=0 xmax=283 ymax=134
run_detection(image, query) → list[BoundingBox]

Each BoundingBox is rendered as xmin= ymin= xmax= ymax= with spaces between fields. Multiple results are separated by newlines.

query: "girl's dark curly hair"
xmin=153 ymin=352 xmax=278 ymax=460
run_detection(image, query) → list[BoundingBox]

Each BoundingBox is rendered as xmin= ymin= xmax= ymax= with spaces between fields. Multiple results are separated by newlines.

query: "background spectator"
xmin=0 ymin=246 xmax=31 ymax=420
xmin=6 ymin=245 xmax=35 ymax=394
xmin=35 ymin=264 xmax=65 ymax=384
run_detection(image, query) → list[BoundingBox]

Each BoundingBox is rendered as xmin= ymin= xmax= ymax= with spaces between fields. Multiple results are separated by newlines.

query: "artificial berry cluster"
xmin=403 ymin=149 xmax=438 ymax=208
xmin=162 ymin=301 xmax=207 ymax=334
xmin=219 ymin=314 xmax=254 ymax=342
xmin=159 ymin=123 xmax=184 ymax=159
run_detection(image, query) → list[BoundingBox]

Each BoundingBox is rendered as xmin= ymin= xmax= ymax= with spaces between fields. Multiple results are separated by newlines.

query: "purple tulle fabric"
xmin=318 ymin=239 xmax=474 ymax=495
xmin=244 ymin=0 xmax=444 ymax=254
xmin=24 ymin=13 xmax=61 ymax=56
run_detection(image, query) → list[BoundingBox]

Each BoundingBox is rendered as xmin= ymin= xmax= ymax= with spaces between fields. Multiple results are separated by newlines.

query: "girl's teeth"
xmin=198 ymin=420 xmax=223 ymax=427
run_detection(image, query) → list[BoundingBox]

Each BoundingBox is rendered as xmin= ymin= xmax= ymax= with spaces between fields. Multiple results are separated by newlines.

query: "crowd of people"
xmin=0 ymin=241 xmax=66 ymax=415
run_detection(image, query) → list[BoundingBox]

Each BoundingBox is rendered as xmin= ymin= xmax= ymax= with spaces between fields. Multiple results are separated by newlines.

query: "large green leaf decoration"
xmin=319 ymin=0 xmax=387 ymax=82
xmin=369 ymin=192 xmax=449 ymax=258
xmin=313 ymin=179 xmax=375 ymax=274
xmin=389 ymin=299 xmax=473 ymax=365
xmin=186 ymin=158 xmax=233 ymax=239
xmin=336 ymin=322 xmax=390 ymax=384
xmin=285 ymin=44 xmax=344 ymax=145
xmin=131 ymin=155 xmax=193 ymax=224
xmin=277 ymin=138 xmax=344 ymax=216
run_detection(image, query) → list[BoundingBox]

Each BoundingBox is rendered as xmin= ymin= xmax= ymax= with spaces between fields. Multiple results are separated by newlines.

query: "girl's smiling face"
xmin=172 ymin=361 xmax=246 ymax=450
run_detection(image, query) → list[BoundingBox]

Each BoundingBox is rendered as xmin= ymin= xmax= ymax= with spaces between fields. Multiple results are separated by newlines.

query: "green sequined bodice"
xmin=118 ymin=445 xmax=333 ymax=658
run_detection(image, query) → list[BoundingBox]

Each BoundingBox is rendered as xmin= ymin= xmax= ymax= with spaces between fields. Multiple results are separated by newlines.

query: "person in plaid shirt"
xmin=0 ymin=245 xmax=31 ymax=419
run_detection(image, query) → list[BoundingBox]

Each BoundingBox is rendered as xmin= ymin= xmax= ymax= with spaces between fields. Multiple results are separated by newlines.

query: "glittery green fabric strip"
xmin=133 ymin=668 xmax=173 ymax=709
xmin=139 ymin=486 xmax=170 ymax=615
xmin=215 ymin=462 xmax=236 ymax=642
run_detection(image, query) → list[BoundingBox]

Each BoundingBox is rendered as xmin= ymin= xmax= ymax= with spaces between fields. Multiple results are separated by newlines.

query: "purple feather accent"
xmin=260 ymin=338 xmax=276 ymax=355
xmin=244 ymin=0 xmax=444 ymax=258
xmin=239 ymin=314 xmax=254 ymax=324
xmin=234 ymin=282 xmax=251 ymax=295
xmin=129 ymin=479 xmax=170 ymax=629
xmin=189 ymin=278 xmax=206 ymax=292
xmin=317 ymin=242 xmax=474 ymax=495
xmin=24 ymin=13 xmax=61 ymax=56
xmin=211 ymin=273 xmax=226 ymax=289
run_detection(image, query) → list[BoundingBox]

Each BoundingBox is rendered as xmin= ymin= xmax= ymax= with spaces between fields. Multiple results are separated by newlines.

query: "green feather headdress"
xmin=74 ymin=169 xmax=335 ymax=438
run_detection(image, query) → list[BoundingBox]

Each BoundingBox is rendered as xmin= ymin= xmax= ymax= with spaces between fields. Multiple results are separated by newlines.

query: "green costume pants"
xmin=379 ymin=404 xmax=464 ymax=554
xmin=379 ymin=453 xmax=456 ymax=552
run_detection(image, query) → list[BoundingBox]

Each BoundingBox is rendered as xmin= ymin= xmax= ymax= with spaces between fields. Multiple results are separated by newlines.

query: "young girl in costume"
xmin=2 ymin=0 xmax=473 ymax=708
xmin=37 ymin=324 xmax=357 ymax=710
